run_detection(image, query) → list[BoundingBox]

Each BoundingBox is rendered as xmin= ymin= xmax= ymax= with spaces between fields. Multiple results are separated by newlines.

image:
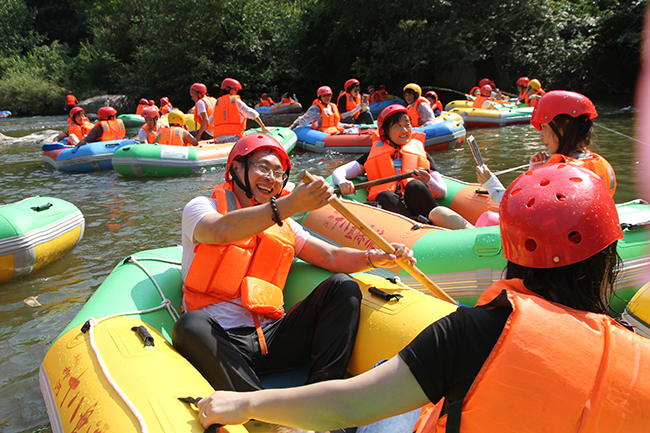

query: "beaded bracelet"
xmin=364 ymin=249 xmax=378 ymax=268
xmin=269 ymin=197 xmax=283 ymax=226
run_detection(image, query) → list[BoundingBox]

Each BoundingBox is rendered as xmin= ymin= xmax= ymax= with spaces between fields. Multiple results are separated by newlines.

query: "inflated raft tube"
xmin=0 ymin=196 xmax=84 ymax=282
xmin=42 ymin=139 xmax=137 ymax=172
xmin=40 ymin=246 xmax=457 ymax=432
xmin=622 ymin=282 xmax=650 ymax=338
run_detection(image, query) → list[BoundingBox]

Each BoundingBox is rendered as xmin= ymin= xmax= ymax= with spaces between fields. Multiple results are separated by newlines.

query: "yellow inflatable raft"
xmin=623 ymin=282 xmax=650 ymax=338
xmin=40 ymin=247 xmax=457 ymax=432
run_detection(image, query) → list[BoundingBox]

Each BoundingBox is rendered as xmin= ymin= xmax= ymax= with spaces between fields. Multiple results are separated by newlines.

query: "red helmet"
xmin=141 ymin=106 xmax=159 ymax=119
xmin=226 ymin=133 xmax=291 ymax=184
xmin=69 ymin=106 xmax=85 ymax=118
xmin=139 ymin=98 xmax=148 ymax=104
xmin=516 ymin=76 xmax=530 ymax=86
xmin=367 ymin=85 xmax=375 ymax=92
xmin=379 ymin=84 xmax=386 ymax=89
xmin=317 ymin=86 xmax=333 ymax=97
xmin=160 ymin=97 xmax=169 ymax=105
xmin=345 ymin=78 xmax=360 ymax=91
xmin=190 ymin=83 xmax=207 ymax=96
xmin=480 ymin=85 xmax=492 ymax=96
xmin=478 ymin=78 xmax=491 ymax=88
xmin=97 ymin=106 xmax=117 ymax=120
xmin=377 ymin=104 xmax=409 ymax=138
xmin=221 ymin=78 xmax=242 ymax=91
xmin=261 ymin=93 xmax=268 ymax=98
xmin=530 ymin=90 xmax=598 ymax=131
xmin=68 ymin=91 xmax=73 ymax=94
xmin=425 ymin=90 xmax=438 ymax=101
xmin=500 ymin=164 xmax=622 ymax=269
xmin=147 ymin=100 xmax=154 ymax=106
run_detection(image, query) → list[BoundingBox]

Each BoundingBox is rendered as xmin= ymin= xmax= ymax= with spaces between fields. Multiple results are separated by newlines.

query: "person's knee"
xmin=328 ymin=273 xmax=363 ymax=304
xmin=172 ymin=310 xmax=211 ymax=348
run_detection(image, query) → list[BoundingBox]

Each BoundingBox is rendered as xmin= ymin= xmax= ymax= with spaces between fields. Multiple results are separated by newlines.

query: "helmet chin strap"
xmin=548 ymin=121 xmax=566 ymax=155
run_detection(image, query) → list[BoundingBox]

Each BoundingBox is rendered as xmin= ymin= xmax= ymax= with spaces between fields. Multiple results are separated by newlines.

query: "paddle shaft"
xmin=301 ymin=171 xmax=456 ymax=304
xmin=493 ymin=164 xmax=530 ymax=176
xmin=333 ymin=171 xmax=417 ymax=195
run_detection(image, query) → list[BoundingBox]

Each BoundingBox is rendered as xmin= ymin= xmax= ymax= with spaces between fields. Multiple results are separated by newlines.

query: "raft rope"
xmin=593 ymin=122 xmax=648 ymax=146
xmin=83 ymin=255 xmax=182 ymax=433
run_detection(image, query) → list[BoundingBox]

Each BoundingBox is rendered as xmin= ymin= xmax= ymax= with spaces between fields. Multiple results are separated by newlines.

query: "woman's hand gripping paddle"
xmin=300 ymin=171 xmax=456 ymax=305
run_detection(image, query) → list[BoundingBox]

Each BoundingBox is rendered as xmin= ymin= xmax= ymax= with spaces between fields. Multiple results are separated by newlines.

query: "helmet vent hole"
xmin=568 ymin=231 xmax=582 ymax=244
xmin=569 ymin=177 xmax=583 ymax=183
xmin=556 ymin=194 xmax=566 ymax=201
xmin=540 ymin=179 xmax=550 ymax=187
xmin=511 ymin=188 xmax=522 ymax=196
xmin=524 ymin=239 xmax=537 ymax=252
xmin=526 ymin=198 xmax=535 ymax=208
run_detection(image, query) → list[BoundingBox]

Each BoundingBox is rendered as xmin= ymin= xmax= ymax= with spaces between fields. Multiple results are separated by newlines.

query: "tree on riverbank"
xmin=0 ymin=0 xmax=645 ymax=115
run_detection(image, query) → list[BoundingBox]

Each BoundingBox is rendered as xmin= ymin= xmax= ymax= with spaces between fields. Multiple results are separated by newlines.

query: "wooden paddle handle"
xmin=300 ymin=171 xmax=456 ymax=305
xmin=332 ymin=171 xmax=417 ymax=195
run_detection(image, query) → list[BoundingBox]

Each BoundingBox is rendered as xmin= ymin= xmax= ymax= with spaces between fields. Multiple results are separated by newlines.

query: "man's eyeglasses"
xmin=250 ymin=162 xmax=288 ymax=181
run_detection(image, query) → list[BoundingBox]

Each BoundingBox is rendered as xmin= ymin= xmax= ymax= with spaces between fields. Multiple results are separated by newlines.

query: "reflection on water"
xmin=0 ymin=107 xmax=642 ymax=432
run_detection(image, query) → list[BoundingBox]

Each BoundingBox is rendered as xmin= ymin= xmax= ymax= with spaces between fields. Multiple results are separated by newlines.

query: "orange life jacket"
xmin=364 ymin=137 xmax=430 ymax=201
xmin=281 ymin=97 xmax=291 ymax=104
xmin=517 ymin=91 xmax=526 ymax=102
xmin=193 ymin=96 xmax=216 ymax=132
xmin=161 ymin=103 xmax=173 ymax=115
xmin=99 ymin=119 xmax=126 ymax=141
xmin=415 ymin=278 xmax=650 ymax=433
xmin=65 ymin=95 xmax=77 ymax=106
xmin=311 ymin=99 xmax=343 ymax=134
xmin=183 ymin=183 xmax=295 ymax=315
xmin=546 ymin=152 xmax=617 ymax=196
xmin=369 ymin=92 xmax=383 ymax=104
xmin=407 ymin=97 xmax=431 ymax=127
xmin=434 ymin=100 xmax=443 ymax=113
xmin=212 ymin=94 xmax=247 ymax=137
xmin=141 ymin=124 xmax=163 ymax=144
xmin=472 ymin=95 xmax=490 ymax=109
xmin=136 ymin=104 xmax=147 ymax=115
xmin=67 ymin=118 xmax=94 ymax=141
xmin=338 ymin=92 xmax=361 ymax=119
xmin=159 ymin=126 xmax=187 ymax=146
xmin=525 ymin=89 xmax=546 ymax=107
xmin=259 ymin=97 xmax=275 ymax=107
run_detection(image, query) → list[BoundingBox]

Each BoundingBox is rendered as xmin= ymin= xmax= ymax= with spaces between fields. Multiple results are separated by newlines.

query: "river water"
xmin=0 ymin=105 xmax=643 ymax=432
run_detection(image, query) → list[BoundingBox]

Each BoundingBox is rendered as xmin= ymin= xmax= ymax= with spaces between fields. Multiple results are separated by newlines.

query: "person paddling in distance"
xmin=403 ymin=83 xmax=436 ymax=126
xmin=210 ymin=78 xmax=270 ymax=144
xmin=196 ymin=163 xmax=650 ymax=432
xmin=138 ymin=106 xmax=165 ymax=144
xmin=332 ymin=105 xmax=446 ymax=221
xmin=189 ymin=82 xmax=216 ymax=141
xmin=159 ymin=97 xmax=173 ymax=116
xmin=57 ymin=106 xmax=94 ymax=146
xmin=172 ymin=133 xmax=414 ymax=393
xmin=136 ymin=98 xmax=148 ymax=115
xmin=429 ymin=90 xmax=617 ymax=229
xmin=64 ymin=91 xmax=78 ymax=111
xmin=159 ymin=109 xmax=199 ymax=146
xmin=424 ymin=91 xmax=443 ymax=117
xmin=289 ymin=86 xmax=354 ymax=133
xmin=77 ymin=106 xmax=125 ymax=145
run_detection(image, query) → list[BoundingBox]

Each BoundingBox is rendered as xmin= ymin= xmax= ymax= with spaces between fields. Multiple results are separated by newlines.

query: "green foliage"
xmin=0 ymin=0 xmax=44 ymax=56
xmin=0 ymin=62 xmax=65 ymax=115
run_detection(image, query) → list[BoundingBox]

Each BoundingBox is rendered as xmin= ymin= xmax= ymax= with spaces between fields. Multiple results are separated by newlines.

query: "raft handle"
xmin=475 ymin=189 xmax=489 ymax=195
xmin=31 ymin=203 xmax=53 ymax=212
xmin=131 ymin=325 xmax=155 ymax=347
xmin=369 ymin=286 xmax=403 ymax=302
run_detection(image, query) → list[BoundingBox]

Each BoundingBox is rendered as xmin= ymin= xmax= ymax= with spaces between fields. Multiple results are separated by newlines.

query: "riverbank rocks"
xmin=0 ymin=130 xmax=60 ymax=146
xmin=78 ymin=95 xmax=134 ymax=115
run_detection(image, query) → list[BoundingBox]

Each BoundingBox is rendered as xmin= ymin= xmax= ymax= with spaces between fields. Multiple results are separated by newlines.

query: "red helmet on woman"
xmin=141 ymin=106 xmax=159 ymax=119
xmin=226 ymin=133 xmax=291 ymax=183
xmin=139 ymin=98 xmax=148 ymax=105
xmin=530 ymin=90 xmax=598 ymax=131
xmin=377 ymin=104 xmax=409 ymax=139
xmin=480 ymin=85 xmax=492 ymax=97
xmin=425 ymin=90 xmax=438 ymax=101
xmin=317 ymin=86 xmax=333 ymax=97
xmin=516 ymin=77 xmax=530 ymax=86
xmin=97 ymin=106 xmax=117 ymax=120
xmin=221 ymin=78 xmax=242 ymax=91
xmin=345 ymin=78 xmax=360 ymax=91
xmin=190 ymin=83 xmax=207 ymax=97
xmin=69 ymin=106 xmax=85 ymax=118
xmin=160 ymin=97 xmax=170 ymax=105
xmin=500 ymin=164 xmax=622 ymax=269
